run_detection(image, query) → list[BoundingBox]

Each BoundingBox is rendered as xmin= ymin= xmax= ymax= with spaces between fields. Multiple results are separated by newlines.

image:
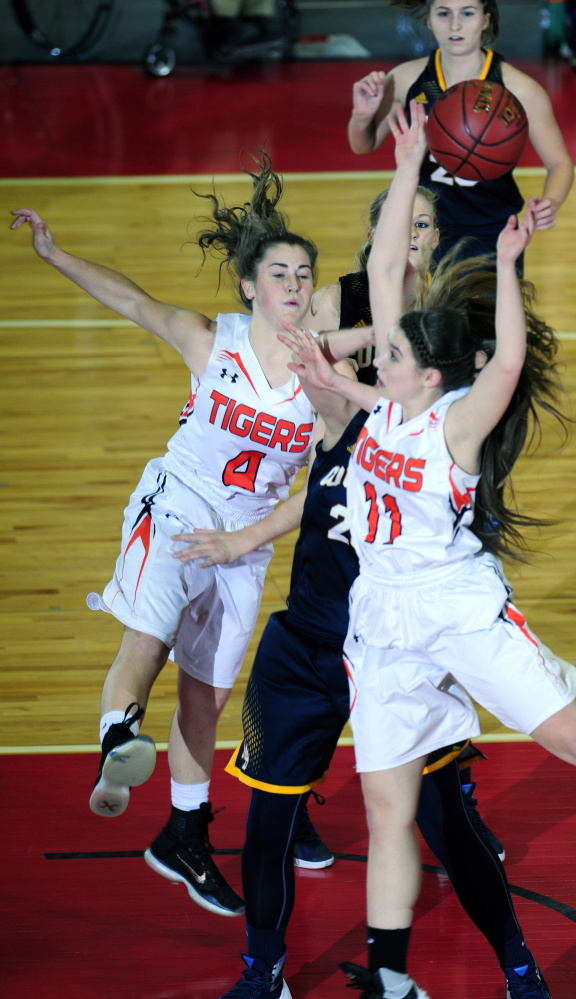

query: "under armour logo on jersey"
xmin=353 ymin=633 xmax=361 ymax=643
xmin=373 ymin=405 xmax=382 ymax=415
xmin=220 ymin=368 xmax=239 ymax=382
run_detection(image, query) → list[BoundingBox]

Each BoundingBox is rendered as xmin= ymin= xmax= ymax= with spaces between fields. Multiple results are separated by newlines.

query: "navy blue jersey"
xmin=339 ymin=270 xmax=378 ymax=386
xmin=406 ymin=49 xmax=524 ymax=236
xmin=285 ymin=409 xmax=367 ymax=644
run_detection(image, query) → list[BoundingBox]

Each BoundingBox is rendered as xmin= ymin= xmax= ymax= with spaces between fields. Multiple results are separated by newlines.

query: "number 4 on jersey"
xmin=222 ymin=450 xmax=265 ymax=492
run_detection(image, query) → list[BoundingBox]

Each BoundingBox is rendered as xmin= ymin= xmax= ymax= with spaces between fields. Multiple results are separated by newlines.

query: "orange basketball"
xmin=426 ymin=79 xmax=528 ymax=182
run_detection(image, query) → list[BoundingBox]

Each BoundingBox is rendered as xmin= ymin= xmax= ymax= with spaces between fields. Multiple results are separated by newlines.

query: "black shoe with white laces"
xmin=144 ymin=802 xmax=245 ymax=917
xmin=89 ymin=702 xmax=156 ymax=817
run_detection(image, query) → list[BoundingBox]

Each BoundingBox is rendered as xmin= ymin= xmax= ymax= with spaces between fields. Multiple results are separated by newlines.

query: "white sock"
xmin=377 ymin=968 xmax=415 ymax=998
xmin=171 ymin=778 xmax=211 ymax=811
xmin=99 ymin=709 xmax=140 ymax=743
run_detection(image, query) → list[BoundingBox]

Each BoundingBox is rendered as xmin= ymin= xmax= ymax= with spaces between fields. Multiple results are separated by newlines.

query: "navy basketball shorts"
xmin=226 ymin=611 xmax=350 ymax=793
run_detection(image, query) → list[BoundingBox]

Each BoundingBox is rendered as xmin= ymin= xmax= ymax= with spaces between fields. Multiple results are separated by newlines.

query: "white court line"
xmin=3 ymin=319 xmax=575 ymax=337
xmin=0 ymin=319 xmax=136 ymax=328
xmin=0 ymin=167 xmax=555 ymax=187
xmin=0 ymin=733 xmax=531 ymax=755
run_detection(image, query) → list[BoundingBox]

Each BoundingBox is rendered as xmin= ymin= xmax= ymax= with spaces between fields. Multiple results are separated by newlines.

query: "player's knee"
xmin=115 ymin=628 xmax=170 ymax=673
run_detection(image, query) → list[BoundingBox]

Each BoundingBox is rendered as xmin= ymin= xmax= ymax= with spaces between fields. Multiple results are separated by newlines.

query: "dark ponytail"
xmin=404 ymin=247 xmax=567 ymax=561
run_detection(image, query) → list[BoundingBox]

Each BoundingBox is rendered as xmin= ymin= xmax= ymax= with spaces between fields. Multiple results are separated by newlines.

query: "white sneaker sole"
xmin=143 ymin=848 xmax=245 ymax=918
xmin=89 ymin=735 xmax=156 ymax=817
xmin=293 ymin=854 xmax=335 ymax=869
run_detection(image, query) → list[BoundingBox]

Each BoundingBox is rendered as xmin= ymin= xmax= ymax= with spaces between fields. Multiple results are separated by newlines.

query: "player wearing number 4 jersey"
xmin=348 ymin=0 xmax=574 ymax=269
xmin=11 ymin=149 xmax=333 ymax=917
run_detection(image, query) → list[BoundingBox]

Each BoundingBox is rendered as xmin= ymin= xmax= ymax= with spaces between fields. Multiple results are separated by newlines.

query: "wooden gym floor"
xmin=0 ymin=57 xmax=575 ymax=998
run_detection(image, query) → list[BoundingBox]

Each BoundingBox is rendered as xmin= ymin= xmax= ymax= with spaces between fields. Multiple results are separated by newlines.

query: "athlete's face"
xmin=428 ymin=1 xmax=490 ymax=55
xmin=242 ymin=243 xmax=314 ymax=327
xmin=407 ymin=194 xmax=439 ymax=270
xmin=373 ymin=324 xmax=437 ymax=408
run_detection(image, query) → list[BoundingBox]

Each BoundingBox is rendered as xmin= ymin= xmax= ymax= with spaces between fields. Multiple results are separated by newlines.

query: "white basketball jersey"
xmin=164 ymin=313 xmax=315 ymax=519
xmin=347 ymin=388 xmax=481 ymax=574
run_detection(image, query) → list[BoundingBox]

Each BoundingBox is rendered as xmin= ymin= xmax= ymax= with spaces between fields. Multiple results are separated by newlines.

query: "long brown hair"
xmin=194 ymin=148 xmax=318 ymax=309
xmin=406 ymin=247 xmax=567 ymax=561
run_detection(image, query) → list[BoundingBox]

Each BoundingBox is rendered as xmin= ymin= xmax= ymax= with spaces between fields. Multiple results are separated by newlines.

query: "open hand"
xmin=171 ymin=528 xmax=246 ymax=567
xmin=387 ymin=99 xmax=428 ymax=170
xmin=352 ymin=71 xmax=386 ymax=118
xmin=278 ymin=323 xmax=338 ymax=392
xmin=497 ymin=196 xmax=537 ymax=262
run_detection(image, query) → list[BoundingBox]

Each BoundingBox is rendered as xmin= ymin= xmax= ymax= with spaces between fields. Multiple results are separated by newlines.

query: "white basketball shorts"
xmin=88 ymin=457 xmax=273 ymax=688
xmin=344 ymin=555 xmax=576 ymax=771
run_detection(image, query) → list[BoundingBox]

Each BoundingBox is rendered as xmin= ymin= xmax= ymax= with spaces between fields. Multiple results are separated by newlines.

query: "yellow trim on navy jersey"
xmin=225 ymin=742 xmax=328 ymax=794
xmin=422 ymin=738 xmax=472 ymax=775
xmin=435 ymin=47 xmax=494 ymax=92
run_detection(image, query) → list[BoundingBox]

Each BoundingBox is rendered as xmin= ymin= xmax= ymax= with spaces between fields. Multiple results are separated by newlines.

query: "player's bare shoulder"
xmin=304 ymin=283 xmax=341 ymax=333
xmin=500 ymin=62 xmax=544 ymax=106
xmin=174 ymin=307 xmax=217 ymax=376
xmin=388 ymin=57 xmax=428 ymax=104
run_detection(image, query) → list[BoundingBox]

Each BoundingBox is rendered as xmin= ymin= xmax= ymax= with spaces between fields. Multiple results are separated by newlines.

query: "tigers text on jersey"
xmin=164 ymin=313 xmax=315 ymax=520
xmin=406 ymin=48 xmax=524 ymax=233
xmin=347 ymin=388 xmax=481 ymax=575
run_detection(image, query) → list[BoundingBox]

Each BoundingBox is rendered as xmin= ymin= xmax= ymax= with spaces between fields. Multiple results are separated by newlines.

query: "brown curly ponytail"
xmin=193 ymin=148 xmax=318 ymax=310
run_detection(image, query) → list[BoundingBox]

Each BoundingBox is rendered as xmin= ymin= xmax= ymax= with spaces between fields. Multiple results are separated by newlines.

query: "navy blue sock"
xmin=503 ymin=932 xmax=530 ymax=971
xmin=246 ymin=924 xmax=286 ymax=968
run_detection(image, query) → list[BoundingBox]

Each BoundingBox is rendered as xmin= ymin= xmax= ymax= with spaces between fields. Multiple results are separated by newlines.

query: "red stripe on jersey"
xmin=449 ymin=462 xmax=472 ymax=514
xmin=504 ymin=603 xmax=535 ymax=645
xmin=502 ymin=603 xmax=564 ymax=687
xmin=217 ymin=350 xmax=260 ymax=398
xmin=343 ymin=655 xmax=357 ymax=713
xmin=275 ymin=383 xmax=303 ymax=405
xmin=385 ymin=400 xmax=394 ymax=433
xmin=122 ymin=514 xmax=152 ymax=608
xmin=179 ymin=384 xmax=199 ymax=422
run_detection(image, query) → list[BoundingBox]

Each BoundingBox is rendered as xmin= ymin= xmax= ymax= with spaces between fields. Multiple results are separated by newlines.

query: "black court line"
xmin=44 ymin=849 xmax=576 ymax=924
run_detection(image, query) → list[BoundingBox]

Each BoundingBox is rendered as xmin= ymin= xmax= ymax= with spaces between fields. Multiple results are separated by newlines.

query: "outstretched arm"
xmin=171 ymin=481 xmax=308 ymax=567
xmin=279 ymin=325 xmax=381 ymax=421
xmin=10 ymin=209 xmax=214 ymax=371
xmin=367 ymin=100 xmax=428 ymax=353
xmin=502 ymin=66 xmax=574 ymax=231
xmin=445 ymin=202 xmax=537 ymax=470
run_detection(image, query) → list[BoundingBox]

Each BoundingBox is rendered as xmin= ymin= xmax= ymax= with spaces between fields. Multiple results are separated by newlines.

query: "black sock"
xmin=367 ymin=926 xmax=411 ymax=975
xmin=459 ymin=766 xmax=472 ymax=787
xmin=167 ymin=804 xmax=200 ymax=839
xmin=503 ymin=932 xmax=530 ymax=970
xmin=246 ymin=923 xmax=286 ymax=968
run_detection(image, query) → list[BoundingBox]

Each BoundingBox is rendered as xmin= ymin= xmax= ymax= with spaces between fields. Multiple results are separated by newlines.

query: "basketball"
xmin=426 ymin=80 xmax=528 ymax=182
